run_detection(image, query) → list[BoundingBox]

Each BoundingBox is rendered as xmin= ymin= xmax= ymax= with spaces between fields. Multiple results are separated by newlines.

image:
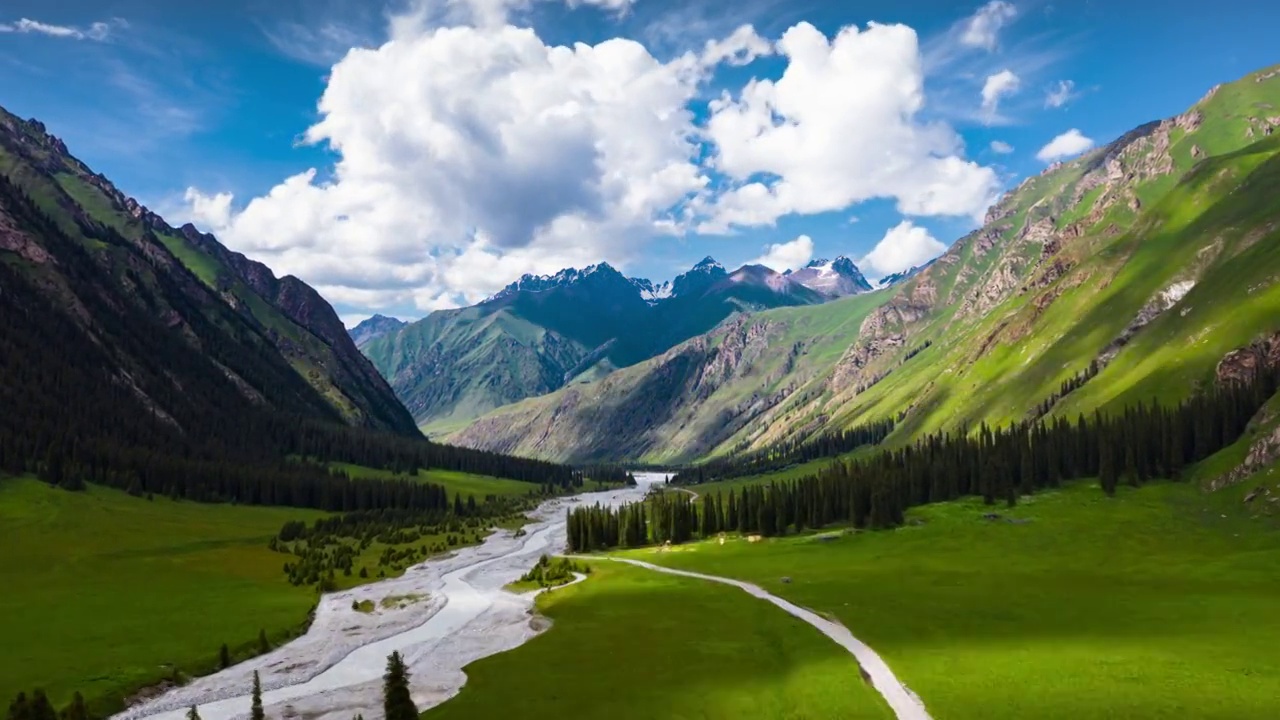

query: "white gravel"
xmin=113 ymin=475 xmax=669 ymax=720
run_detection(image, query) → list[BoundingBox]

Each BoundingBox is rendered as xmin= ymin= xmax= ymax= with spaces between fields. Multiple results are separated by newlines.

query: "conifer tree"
xmin=383 ymin=652 xmax=418 ymax=720
xmin=63 ymin=693 xmax=87 ymax=720
xmin=186 ymin=706 xmax=202 ymax=720
xmin=250 ymin=670 xmax=265 ymax=720
xmin=219 ymin=644 xmax=231 ymax=670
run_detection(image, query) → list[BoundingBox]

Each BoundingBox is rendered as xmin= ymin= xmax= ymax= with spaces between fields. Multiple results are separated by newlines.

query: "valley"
xmin=4 ymin=6 xmax=1280 ymax=720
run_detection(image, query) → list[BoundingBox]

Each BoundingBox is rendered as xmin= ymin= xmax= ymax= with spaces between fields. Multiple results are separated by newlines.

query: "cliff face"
xmin=446 ymin=64 xmax=1280 ymax=464
xmin=0 ymin=105 xmax=419 ymax=435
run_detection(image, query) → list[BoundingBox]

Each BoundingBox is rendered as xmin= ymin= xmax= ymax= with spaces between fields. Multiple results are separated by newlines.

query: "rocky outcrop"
xmin=1099 ymin=280 xmax=1197 ymax=365
xmin=1216 ymin=332 xmax=1280 ymax=384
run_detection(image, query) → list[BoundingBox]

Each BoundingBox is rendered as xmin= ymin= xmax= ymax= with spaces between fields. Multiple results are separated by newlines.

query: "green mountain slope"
xmin=449 ymin=64 xmax=1280 ymax=464
xmin=365 ymin=260 xmax=827 ymax=435
xmin=0 ymin=107 xmax=417 ymax=434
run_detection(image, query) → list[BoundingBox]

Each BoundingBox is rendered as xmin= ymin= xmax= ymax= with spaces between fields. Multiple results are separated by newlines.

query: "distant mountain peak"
xmin=693 ymin=256 xmax=723 ymax=270
xmin=484 ymin=262 xmax=630 ymax=303
xmin=789 ymin=255 xmax=872 ymax=298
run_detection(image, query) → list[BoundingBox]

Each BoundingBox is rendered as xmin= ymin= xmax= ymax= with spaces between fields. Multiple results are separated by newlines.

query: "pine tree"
xmin=258 ymin=629 xmax=270 ymax=654
xmin=250 ymin=670 xmax=265 ymax=720
xmin=219 ymin=643 xmax=231 ymax=669
xmin=186 ymin=706 xmax=202 ymax=720
xmin=63 ymin=693 xmax=87 ymax=720
xmin=383 ymin=652 xmax=418 ymax=720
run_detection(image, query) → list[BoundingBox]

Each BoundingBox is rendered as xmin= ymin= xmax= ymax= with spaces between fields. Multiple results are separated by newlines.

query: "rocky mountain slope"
xmin=787 ymin=256 xmax=873 ymax=297
xmin=0 ymin=106 xmax=418 ymax=435
xmin=350 ymin=314 xmax=407 ymax=350
xmin=363 ymin=256 xmax=850 ymax=434
xmin=449 ymin=63 xmax=1280 ymax=464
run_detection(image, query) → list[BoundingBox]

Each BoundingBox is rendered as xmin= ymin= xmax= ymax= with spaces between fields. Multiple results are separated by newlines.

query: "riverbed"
xmin=114 ymin=473 xmax=670 ymax=720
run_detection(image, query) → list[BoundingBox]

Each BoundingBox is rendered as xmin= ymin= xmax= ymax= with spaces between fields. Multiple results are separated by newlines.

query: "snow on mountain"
xmin=787 ymin=256 xmax=873 ymax=298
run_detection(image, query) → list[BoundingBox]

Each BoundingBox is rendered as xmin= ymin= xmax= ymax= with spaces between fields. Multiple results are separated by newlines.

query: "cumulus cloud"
xmin=180 ymin=16 xmax=1004 ymax=317
xmin=1045 ymin=79 xmax=1077 ymax=108
xmin=749 ymin=235 xmax=814 ymax=272
xmin=990 ymin=140 xmax=1014 ymax=154
xmin=860 ymin=220 xmax=946 ymax=277
xmin=0 ymin=17 xmax=123 ymax=40
xmin=697 ymin=22 xmax=1001 ymax=233
xmin=980 ymin=69 xmax=1020 ymax=121
xmin=187 ymin=23 xmax=724 ymax=310
xmin=181 ymin=188 xmax=234 ymax=229
xmin=960 ymin=1 xmax=1016 ymax=51
xmin=1036 ymin=128 xmax=1094 ymax=162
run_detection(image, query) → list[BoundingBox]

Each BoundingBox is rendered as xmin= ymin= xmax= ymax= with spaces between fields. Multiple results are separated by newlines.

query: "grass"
xmin=622 ymin=479 xmax=1280 ymax=720
xmin=0 ymin=476 xmax=326 ymax=715
xmin=331 ymin=463 xmax=539 ymax=498
xmin=423 ymin=561 xmax=892 ymax=720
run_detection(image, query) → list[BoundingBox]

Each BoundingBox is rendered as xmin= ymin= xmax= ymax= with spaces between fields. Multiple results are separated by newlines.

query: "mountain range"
xmin=0 ymin=105 xmax=418 ymax=437
xmin=442 ymin=63 xmax=1280 ymax=464
xmin=356 ymin=253 xmax=877 ymax=433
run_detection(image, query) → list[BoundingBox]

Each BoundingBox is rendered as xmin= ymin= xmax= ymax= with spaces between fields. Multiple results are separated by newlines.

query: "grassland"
xmin=623 ymin=479 xmax=1280 ymax=720
xmin=0 ymin=476 xmax=326 ymax=714
xmin=331 ymin=462 xmax=539 ymax=498
xmin=423 ymin=561 xmax=892 ymax=720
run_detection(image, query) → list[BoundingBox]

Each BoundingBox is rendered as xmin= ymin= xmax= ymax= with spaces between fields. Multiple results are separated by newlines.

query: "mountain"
xmin=787 ymin=256 xmax=873 ymax=297
xmin=448 ymin=64 xmax=1280 ymax=464
xmin=350 ymin=314 xmax=407 ymax=350
xmin=0 ymin=105 xmax=418 ymax=436
xmin=362 ymin=256 xmax=827 ymax=433
xmin=876 ymin=261 xmax=931 ymax=289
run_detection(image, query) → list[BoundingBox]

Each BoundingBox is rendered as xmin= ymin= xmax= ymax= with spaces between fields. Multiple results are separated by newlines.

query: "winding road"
xmin=606 ymin=558 xmax=932 ymax=720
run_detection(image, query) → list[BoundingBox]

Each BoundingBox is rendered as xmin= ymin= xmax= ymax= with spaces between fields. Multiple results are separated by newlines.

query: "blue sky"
xmin=1 ymin=0 xmax=1277 ymax=323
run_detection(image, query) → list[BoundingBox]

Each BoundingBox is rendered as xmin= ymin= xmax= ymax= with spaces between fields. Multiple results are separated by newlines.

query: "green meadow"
xmin=0 ymin=477 xmax=325 ymax=715
xmin=423 ymin=561 xmax=892 ymax=720
xmin=625 ymin=479 xmax=1280 ymax=720
xmin=331 ymin=462 xmax=539 ymax=498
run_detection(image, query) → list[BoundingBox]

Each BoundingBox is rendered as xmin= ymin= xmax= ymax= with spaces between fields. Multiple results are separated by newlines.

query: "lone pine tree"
xmin=251 ymin=671 xmax=265 ymax=720
xmin=383 ymin=652 xmax=418 ymax=720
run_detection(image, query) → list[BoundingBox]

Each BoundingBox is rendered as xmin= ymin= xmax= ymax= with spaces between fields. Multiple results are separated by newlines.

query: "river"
xmin=114 ymin=473 xmax=671 ymax=720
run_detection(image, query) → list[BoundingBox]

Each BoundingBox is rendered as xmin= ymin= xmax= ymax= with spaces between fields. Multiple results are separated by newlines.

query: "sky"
xmin=1 ymin=0 xmax=1277 ymax=325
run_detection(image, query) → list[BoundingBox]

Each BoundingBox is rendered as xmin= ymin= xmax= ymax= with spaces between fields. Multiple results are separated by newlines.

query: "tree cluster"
xmin=672 ymin=418 xmax=895 ymax=485
xmin=572 ymin=367 xmax=1277 ymax=550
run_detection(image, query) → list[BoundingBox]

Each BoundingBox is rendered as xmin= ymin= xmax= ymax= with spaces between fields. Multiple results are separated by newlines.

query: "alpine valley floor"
xmin=424 ymin=476 xmax=1280 ymax=720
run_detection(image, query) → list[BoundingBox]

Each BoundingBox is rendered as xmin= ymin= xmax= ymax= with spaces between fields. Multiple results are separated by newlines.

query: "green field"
xmin=423 ymin=561 xmax=892 ymax=720
xmin=332 ymin=463 xmax=539 ymax=498
xmin=0 ymin=477 xmax=325 ymax=714
xmin=622 ymin=479 xmax=1280 ymax=720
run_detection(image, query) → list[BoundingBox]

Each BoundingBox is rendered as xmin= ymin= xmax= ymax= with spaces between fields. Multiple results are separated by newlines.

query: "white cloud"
xmin=1045 ymin=79 xmax=1077 ymax=108
xmin=1036 ymin=128 xmax=1094 ymax=162
xmin=181 ymin=188 xmax=234 ymax=230
xmin=980 ymin=68 xmax=1020 ymax=121
xmin=860 ymin=220 xmax=946 ymax=277
xmin=439 ymin=0 xmax=637 ymax=29
xmin=960 ymin=1 xmax=1016 ymax=51
xmin=0 ymin=17 xmax=123 ymax=41
xmin=185 ymin=22 xmax=727 ymax=311
xmin=990 ymin=140 xmax=1014 ymax=154
xmin=749 ymin=235 xmax=814 ymax=272
xmin=699 ymin=24 xmax=772 ymax=67
xmin=697 ymin=22 xmax=1001 ymax=233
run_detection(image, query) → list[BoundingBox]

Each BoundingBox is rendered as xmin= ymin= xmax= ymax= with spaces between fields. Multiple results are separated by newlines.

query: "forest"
xmin=671 ymin=418 xmax=896 ymax=484
xmin=568 ymin=365 xmax=1277 ymax=551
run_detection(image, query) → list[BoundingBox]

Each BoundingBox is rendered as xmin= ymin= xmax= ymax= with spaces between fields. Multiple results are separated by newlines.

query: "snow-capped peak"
xmin=484 ymin=262 xmax=620 ymax=302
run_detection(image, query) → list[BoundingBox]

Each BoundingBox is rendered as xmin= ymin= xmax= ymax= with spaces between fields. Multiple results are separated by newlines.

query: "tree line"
xmin=670 ymin=418 xmax=895 ymax=485
xmin=569 ymin=366 xmax=1277 ymax=551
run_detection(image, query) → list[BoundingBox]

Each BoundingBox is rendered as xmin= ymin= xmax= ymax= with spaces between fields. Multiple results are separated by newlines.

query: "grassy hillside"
xmin=449 ymin=64 xmax=1280 ymax=466
xmin=0 ymin=477 xmax=324 ymax=714
xmin=621 ymin=478 xmax=1280 ymax=719
xmin=332 ymin=463 xmax=539 ymax=499
xmin=422 ymin=561 xmax=892 ymax=720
